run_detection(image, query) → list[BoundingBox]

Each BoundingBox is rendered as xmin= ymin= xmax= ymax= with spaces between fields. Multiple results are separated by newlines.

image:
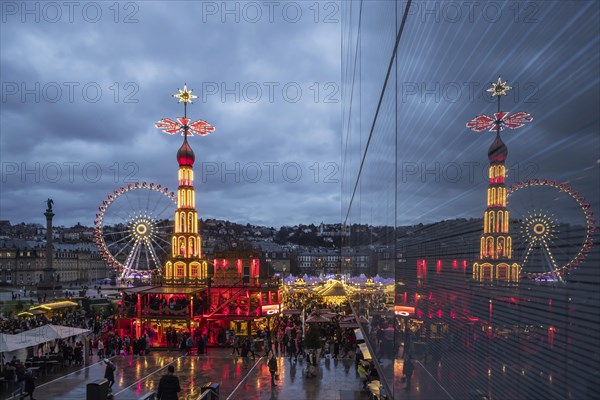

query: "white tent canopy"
xmin=0 ymin=334 xmax=41 ymax=352
xmin=0 ymin=324 xmax=90 ymax=352
xmin=20 ymin=325 xmax=90 ymax=341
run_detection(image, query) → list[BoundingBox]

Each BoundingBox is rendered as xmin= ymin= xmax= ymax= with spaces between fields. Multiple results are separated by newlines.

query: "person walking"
xmin=333 ymin=340 xmax=340 ymax=359
xmin=186 ymin=335 xmax=194 ymax=356
xmin=202 ymin=333 xmax=209 ymax=355
xmin=306 ymin=351 xmax=317 ymax=378
xmin=264 ymin=334 xmax=274 ymax=358
xmin=295 ymin=336 xmax=305 ymax=360
xmin=11 ymin=361 xmax=25 ymax=399
xmin=197 ymin=334 xmax=205 ymax=355
xmin=240 ymin=338 xmax=250 ymax=369
xmin=86 ymin=337 xmax=93 ymax=356
xmin=103 ymin=359 xmax=116 ymax=391
xmin=277 ymin=330 xmax=284 ymax=356
xmin=289 ymin=338 xmax=297 ymax=362
xmin=145 ymin=334 xmax=151 ymax=355
xmin=231 ymin=336 xmax=241 ymax=356
xmin=97 ymin=339 xmax=104 ymax=359
xmin=157 ymin=365 xmax=181 ymax=400
xmin=179 ymin=338 xmax=187 ymax=356
xmin=170 ymin=331 xmax=178 ymax=351
xmin=124 ymin=336 xmax=131 ymax=355
xmin=21 ymin=369 xmax=36 ymax=400
xmin=249 ymin=337 xmax=257 ymax=360
xmin=267 ymin=354 xmax=278 ymax=387
xmin=402 ymin=357 xmax=415 ymax=390
xmin=283 ymin=334 xmax=290 ymax=358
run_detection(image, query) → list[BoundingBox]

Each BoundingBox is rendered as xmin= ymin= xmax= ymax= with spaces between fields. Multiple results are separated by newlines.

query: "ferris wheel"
xmin=94 ymin=182 xmax=176 ymax=280
xmin=507 ymin=178 xmax=595 ymax=281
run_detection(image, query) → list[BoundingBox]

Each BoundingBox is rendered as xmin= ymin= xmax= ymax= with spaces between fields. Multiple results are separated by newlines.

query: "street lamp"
xmin=282 ymin=267 xmax=287 ymax=291
xmin=315 ymin=258 xmax=325 ymax=276
xmin=266 ymin=257 xmax=272 ymax=279
xmin=343 ymin=257 xmax=351 ymax=276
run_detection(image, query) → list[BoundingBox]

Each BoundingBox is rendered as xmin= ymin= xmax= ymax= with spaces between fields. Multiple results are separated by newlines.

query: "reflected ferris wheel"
xmin=507 ymin=178 xmax=595 ymax=281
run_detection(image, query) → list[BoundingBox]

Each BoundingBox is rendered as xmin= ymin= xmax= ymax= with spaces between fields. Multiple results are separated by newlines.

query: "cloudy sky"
xmin=339 ymin=0 xmax=599 ymax=229
xmin=1 ymin=1 xmax=598 ymax=230
xmin=1 ymin=1 xmax=341 ymax=227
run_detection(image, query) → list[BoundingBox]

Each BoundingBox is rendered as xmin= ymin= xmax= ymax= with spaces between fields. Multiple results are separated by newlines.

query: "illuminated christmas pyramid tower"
xmin=156 ymin=85 xmax=216 ymax=284
xmin=467 ymin=78 xmax=533 ymax=283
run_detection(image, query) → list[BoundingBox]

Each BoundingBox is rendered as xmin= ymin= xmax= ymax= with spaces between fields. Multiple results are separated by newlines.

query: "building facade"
xmin=0 ymin=241 xmax=107 ymax=285
xmin=295 ymin=250 xmax=371 ymax=276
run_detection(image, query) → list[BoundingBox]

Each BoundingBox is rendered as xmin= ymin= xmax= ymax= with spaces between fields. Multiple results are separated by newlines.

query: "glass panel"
xmin=342 ymin=1 xmax=599 ymax=399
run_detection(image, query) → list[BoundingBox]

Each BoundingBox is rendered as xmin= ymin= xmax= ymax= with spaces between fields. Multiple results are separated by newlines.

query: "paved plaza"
xmin=3 ymin=348 xmax=453 ymax=400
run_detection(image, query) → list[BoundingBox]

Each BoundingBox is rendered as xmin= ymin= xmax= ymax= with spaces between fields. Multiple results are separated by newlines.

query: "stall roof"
xmin=319 ymin=282 xmax=347 ymax=298
xmin=306 ymin=313 xmax=331 ymax=323
xmin=144 ymin=286 xmax=206 ymax=295
xmin=17 ymin=309 xmax=46 ymax=317
xmin=122 ymin=285 xmax=155 ymax=294
xmin=30 ymin=301 xmax=79 ymax=311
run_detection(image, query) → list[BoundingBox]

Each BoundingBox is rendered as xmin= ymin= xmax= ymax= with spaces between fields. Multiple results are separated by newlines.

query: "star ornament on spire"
xmin=467 ymin=76 xmax=532 ymax=133
xmin=173 ymin=84 xmax=197 ymax=104
xmin=487 ymin=77 xmax=512 ymax=97
xmin=155 ymin=84 xmax=216 ymax=137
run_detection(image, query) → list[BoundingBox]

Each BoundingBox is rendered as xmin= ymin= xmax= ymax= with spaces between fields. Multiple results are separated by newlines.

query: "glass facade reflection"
xmin=341 ymin=1 xmax=599 ymax=399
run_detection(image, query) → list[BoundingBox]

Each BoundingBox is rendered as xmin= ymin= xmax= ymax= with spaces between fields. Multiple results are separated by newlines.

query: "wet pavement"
xmin=1 ymin=348 xmax=454 ymax=400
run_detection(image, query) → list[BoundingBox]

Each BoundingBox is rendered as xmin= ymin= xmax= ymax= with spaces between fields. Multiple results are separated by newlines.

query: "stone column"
xmin=43 ymin=210 xmax=54 ymax=282
xmin=37 ymin=205 xmax=62 ymax=299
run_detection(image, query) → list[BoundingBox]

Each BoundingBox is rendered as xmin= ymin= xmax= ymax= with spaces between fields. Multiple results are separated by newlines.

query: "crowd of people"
xmin=0 ymin=280 xmax=400 ymax=397
xmin=263 ymin=287 xmax=376 ymax=389
xmin=282 ymin=284 xmax=403 ymax=393
xmin=0 ymin=291 xmax=117 ymax=399
xmin=2 ymin=312 xmax=82 ymax=335
xmin=93 ymin=332 xmax=155 ymax=358
xmin=3 ymin=357 xmax=36 ymax=400
xmin=91 ymin=327 xmax=211 ymax=360
xmin=0 ymin=308 xmax=111 ymax=337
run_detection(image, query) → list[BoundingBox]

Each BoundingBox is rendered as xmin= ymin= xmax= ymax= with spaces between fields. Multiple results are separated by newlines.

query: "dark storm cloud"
xmin=1 ymin=1 xmax=341 ymax=227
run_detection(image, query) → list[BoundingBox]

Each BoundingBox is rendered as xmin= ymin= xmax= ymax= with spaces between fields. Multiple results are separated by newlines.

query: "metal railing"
xmin=205 ymin=279 xmax=248 ymax=318
xmin=348 ymin=298 xmax=393 ymax=400
xmin=138 ymin=391 xmax=156 ymax=400
xmin=197 ymin=390 xmax=215 ymax=400
xmin=196 ymin=382 xmax=220 ymax=400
